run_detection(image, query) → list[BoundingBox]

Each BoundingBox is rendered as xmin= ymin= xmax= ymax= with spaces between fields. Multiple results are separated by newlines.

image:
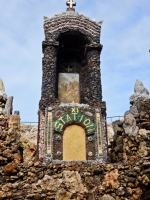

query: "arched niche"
xmin=56 ymin=31 xmax=89 ymax=104
xmin=44 ymin=12 xmax=101 ymax=43
xmin=63 ymin=124 xmax=86 ymax=161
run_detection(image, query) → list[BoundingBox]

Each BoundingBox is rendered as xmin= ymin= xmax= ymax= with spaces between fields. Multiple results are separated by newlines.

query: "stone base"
xmin=0 ymin=161 xmax=149 ymax=199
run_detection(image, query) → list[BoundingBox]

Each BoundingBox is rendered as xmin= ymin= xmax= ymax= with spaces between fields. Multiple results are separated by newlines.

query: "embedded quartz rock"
xmin=130 ymin=79 xmax=150 ymax=104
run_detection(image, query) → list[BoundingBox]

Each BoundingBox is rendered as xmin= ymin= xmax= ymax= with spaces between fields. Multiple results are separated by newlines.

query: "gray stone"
xmin=130 ymin=79 xmax=150 ymax=104
xmin=124 ymin=110 xmax=131 ymax=118
xmin=84 ymin=97 xmax=89 ymax=102
xmin=4 ymin=96 xmax=13 ymax=115
xmin=123 ymin=113 xmax=139 ymax=136
xmin=134 ymin=79 xmax=149 ymax=95
xmin=130 ymin=105 xmax=139 ymax=118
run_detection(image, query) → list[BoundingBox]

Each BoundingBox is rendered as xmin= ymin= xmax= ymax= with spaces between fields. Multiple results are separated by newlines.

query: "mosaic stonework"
xmin=96 ymin=113 xmax=103 ymax=155
xmin=54 ymin=108 xmax=95 ymax=134
xmin=46 ymin=112 xmax=53 ymax=155
xmin=38 ymin=111 xmax=45 ymax=160
xmin=42 ymin=104 xmax=107 ymax=162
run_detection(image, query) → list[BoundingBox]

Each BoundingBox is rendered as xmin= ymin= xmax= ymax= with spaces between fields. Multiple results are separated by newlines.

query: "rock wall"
xmin=0 ymin=158 xmax=149 ymax=200
xmin=1 ymin=80 xmax=150 ymax=199
xmin=0 ymin=161 xmax=148 ymax=200
xmin=0 ymin=101 xmax=150 ymax=199
xmin=20 ymin=123 xmax=37 ymax=163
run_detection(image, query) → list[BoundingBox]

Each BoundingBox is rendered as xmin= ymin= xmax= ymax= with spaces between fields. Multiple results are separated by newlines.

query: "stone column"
xmin=85 ymin=44 xmax=103 ymax=105
xmin=38 ymin=41 xmax=59 ymax=161
xmin=39 ymin=41 xmax=59 ymax=112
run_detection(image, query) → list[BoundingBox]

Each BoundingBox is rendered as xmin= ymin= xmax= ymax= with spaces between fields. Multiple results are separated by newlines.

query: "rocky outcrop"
xmin=110 ymin=80 xmax=150 ymax=167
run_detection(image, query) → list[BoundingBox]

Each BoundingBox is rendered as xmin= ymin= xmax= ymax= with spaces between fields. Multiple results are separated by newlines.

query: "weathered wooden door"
xmin=63 ymin=125 xmax=86 ymax=161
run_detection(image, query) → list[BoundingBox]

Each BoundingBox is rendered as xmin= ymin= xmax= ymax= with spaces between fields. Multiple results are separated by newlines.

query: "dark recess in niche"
xmin=56 ymin=31 xmax=89 ymax=101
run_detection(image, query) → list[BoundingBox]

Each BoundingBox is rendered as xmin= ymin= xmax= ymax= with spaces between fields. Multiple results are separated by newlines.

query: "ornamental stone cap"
xmin=43 ymin=11 xmax=101 ymax=27
xmin=43 ymin=11 xmax=102 ymax=44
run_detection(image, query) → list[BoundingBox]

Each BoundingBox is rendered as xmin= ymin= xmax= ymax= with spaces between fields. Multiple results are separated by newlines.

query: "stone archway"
xmin=63 ymin=125 xmax=86 ymax=161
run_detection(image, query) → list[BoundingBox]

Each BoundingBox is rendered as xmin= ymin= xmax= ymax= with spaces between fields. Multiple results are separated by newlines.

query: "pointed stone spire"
xmin=130 ymin=79 xmax=150 ymax=104
xmin=0 ymin=78 xmax=5 ymax=93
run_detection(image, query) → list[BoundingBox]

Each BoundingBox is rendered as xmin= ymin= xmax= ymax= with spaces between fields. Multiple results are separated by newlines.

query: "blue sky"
xmin=0 ymin=0 xmax=150 ymax=122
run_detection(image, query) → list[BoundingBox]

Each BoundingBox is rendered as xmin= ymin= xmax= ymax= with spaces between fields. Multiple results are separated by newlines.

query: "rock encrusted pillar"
xmin=85 ymin=44 xmax=103 ymax=106
xmin=38 ymin=41 xmax=59 ymax=160
xmin=39 ymin=41 xmax=59 ymax=112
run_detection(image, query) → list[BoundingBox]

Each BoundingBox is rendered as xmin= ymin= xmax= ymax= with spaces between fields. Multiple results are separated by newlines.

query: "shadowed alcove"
xmin=56 ymin=31 xmax=89 ymax=103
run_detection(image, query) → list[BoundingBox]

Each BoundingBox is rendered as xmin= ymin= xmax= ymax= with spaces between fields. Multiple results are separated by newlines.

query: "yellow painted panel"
xmin=63 ymin=125 xmax=86 ymax=161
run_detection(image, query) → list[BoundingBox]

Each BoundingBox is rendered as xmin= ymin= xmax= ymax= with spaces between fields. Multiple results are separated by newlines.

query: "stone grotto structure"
xmin=0 ymin=1 xmax=150 ymax=200
xmin=38 ymin=0 xmax=107 ymax=163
